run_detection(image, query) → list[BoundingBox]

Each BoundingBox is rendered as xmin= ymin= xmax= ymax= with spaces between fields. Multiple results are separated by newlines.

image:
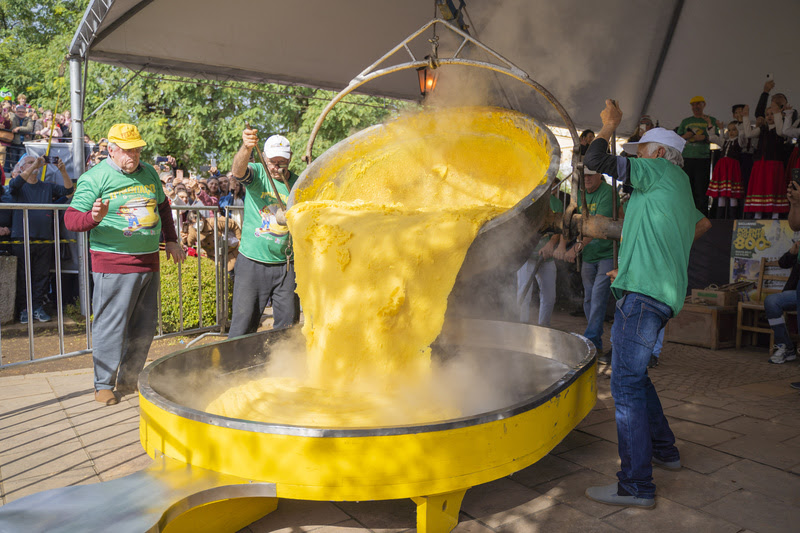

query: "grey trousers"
xmin=228 ymin=254 xmax=298 ymax=337
xmin=91 ymin=271 xmax=159 ymax=391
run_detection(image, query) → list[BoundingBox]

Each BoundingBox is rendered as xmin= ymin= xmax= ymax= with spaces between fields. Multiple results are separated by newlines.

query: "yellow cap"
xmin=108 ymin=123 xmax=147 ymax=149
xmin=689 ymin=95 xmax=705 ymax=104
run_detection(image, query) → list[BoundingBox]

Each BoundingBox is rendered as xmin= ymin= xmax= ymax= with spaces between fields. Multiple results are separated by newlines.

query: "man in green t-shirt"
xmin=555 ymin=168 xmax=615 ymax=354
xmin=676 ymin=95 xmax=719 ymax=216
xmin=65 ymin=123 xmax=185 ymax=406
xmin=517 ymin=189 xmax=563 ymax=326
xmin=582 ymin=100 xmax=711 ymax=509
xmin=228 ymin=129 xmax=299 ymax=337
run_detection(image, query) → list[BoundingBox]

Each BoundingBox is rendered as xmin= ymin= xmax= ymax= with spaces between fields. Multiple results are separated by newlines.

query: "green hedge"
xmin=159 ymin=251 xmax=231 ymax=333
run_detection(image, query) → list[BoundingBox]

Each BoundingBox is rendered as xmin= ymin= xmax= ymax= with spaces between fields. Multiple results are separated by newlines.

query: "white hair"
xmin=644 ymin=142 xmax=684 ymax=167
xmin=11 ymin=155 xmax=36 ymax=176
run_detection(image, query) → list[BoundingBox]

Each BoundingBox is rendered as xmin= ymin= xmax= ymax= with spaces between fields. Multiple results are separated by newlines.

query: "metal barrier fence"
xmin=0 ymin=203 xmax=243 ymax=369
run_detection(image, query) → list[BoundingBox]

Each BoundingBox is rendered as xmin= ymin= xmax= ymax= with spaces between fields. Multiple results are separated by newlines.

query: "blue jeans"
xmin=581 ymin=258 xmax=613 ymax=352
xmin=652 ymin=328 xmax=665 ymax=357
xmin=516 ymin=258 xmax=557 ymax=326
xmin=764 ymin=290 xmax=797 ymax=348
xmin=610 ymin=292 xmax=679 ymax=498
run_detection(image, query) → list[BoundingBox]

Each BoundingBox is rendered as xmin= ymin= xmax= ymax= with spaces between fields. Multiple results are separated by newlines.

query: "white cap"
xmin=584 ymin=166 xmax=598 ymax=175
xmin=263 ymin=135 xmax=292 ymax=159
xmin=622 ymin=127 xmax=686 ymax=155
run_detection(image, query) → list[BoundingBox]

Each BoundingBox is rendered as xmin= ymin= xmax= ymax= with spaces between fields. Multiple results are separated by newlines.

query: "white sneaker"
xmin=769 ymin=344 xmax=797 ymax=364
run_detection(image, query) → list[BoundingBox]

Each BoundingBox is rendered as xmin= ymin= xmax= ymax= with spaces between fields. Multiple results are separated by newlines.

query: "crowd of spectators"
xmin=1 ymin=90 xmax=73 ymax=175
xmin=0 ymin=99 xmax=246 ymax=325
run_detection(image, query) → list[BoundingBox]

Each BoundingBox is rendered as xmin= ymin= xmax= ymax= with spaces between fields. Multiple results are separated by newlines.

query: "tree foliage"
xmin=1 ymin=0 xmax=411 ymax=173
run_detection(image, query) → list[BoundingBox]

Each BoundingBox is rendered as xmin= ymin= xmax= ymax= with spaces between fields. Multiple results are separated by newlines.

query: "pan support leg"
xmin=412 ymin=488 xmax=468 ymax=533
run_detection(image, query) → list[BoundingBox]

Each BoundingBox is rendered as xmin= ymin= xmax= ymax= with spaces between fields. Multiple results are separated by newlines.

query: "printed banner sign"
xmin=730 ymin=220 xmax=800 ymax=298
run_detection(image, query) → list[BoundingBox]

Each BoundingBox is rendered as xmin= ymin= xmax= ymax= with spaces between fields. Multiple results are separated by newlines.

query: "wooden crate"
xmin=665 ymin=304 xmax=737 ymax=350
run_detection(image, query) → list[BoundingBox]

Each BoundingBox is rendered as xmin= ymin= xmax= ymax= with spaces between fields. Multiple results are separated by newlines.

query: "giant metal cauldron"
xmin=138 ymin=319 xmax=596 ymax=532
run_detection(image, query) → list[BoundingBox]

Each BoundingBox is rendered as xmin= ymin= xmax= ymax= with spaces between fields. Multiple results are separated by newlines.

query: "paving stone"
xmin=0 ymin=394 xmax=66 ymax=430
xmin=0 ymin=379 xmax=52 ymax=400
xmin=460 ymin=477 xmax=556 ymax=528
xmin=604 ymin=496 xmax=739 ymax=533
xmin=770 ymin=410 xmax=800 ymax=427
xmin=67 ymin=405 xmax=140 ymax=435
xmin=494 ymin=503 xmax=623 ymax=532
xmin=672 ymin=440 xmax=739 ymax=474
xmin=702 ymin=489 xmax=800 ymax=533
xmin=714 ymin=416 xmax=800 ymax=441
xmin=301 ymin=520 xmax=371 ymax=533
xmin=578 ymin=420 xmax=618 ymax=444
xmin=682 ymin=394 xmax=734 ymax=409
xmin=557 ymin=439 xmax=620 ymax=477
xmin=577 ymin=407 xmax=615 ymax=428
xmin=533 ymin=469 xmax=620 ymax=518
xmin=451 ymin=517 xmax=494 ymax=532
xmin=79 ymin=421 xmax=140 ymax=453
xmin=650 ymin=467 xmax=738 ymax=509
xmin=657 ymin=396 xmax=682 ymax=409
xmin=720 ymin=380 xmax=797 ymax=399
xmin=663 ymin=404 xmax=739 ymax=426
xmin=0 ymin=466 xmax=98 ymax=503
xmin=719 ymin=401 xmax=780 ymax=420
xmin=658 ymin=389 xmax=693 ymax=401
xmin=0 ymin=438 xmax=92 ymax=480
xmin=550 ymin=429 xmax=599 ymax=454
xmin=0 ymin=418 xmax=77 ymax=454
xmin=668 ymin=420 xmax=740 ymax=447
xmin=713 ymin=434 xmax=800 ymax=470
xmin=709 ymin=459 xmax=800 ymax=507
xmin=91 ymin=442 xmax=152 ymax=481
xmin=511 ymin=454 xmax=583 ymax=488
xmin=246 ymin=499 xmax=351 ymax=532
xmin=334 ymin=498 xmax=415 ymax=532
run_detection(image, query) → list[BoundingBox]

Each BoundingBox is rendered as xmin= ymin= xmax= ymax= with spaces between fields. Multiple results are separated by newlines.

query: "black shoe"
xmin=791 ymin=382 xmax=800 ymax=390
xmin=598 ymin=350 xmax=611 ymax=365
xmin=648 ymin=355 xmax=659 ymax=368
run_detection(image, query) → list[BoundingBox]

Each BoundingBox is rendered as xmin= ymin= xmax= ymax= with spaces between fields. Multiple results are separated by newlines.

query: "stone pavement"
xmin=1 ymin=311 xmax=799 ymax=532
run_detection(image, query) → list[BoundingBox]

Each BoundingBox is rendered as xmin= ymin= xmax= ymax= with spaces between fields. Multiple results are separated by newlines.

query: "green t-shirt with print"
xmin=577 ymin=181 xmax=614 ymax=263
xmin=611 ymin=158 xmax=704 ymax=315
xmin=533 ymin=194 xmax=565 ymax=260
xmin=676 ymin=116 xmax=719 ymax=159
xmin=239 ymin=162 xmax=298 ymax=264
xmin=70 ymin=159 xmax=165 ymax=255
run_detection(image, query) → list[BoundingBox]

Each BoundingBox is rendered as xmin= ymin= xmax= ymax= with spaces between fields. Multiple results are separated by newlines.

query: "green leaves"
xmin=3 ymin=1 xmax=411 ymax=175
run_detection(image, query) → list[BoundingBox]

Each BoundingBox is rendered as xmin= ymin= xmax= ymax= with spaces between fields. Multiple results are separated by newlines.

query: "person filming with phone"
xmin=8 ymin=155 xmax=74 ymax=324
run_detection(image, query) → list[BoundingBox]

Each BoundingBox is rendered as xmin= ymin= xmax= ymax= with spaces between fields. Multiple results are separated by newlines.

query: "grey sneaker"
xmin=769 ymin=344 xmax=797 ymax=364
xmin=585 ymin=483 xmax=655 ymax=509
xmin=652 ymin=456 xmax=681 ymax=470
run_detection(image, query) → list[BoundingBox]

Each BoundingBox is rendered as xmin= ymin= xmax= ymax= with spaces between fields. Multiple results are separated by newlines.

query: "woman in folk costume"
xmin=706 ymin=120 xmax=745 ymax=218
xmin=780 ymin=108 xmax=800 ymax=179
xmin=742 ymin=103 xmax=788 ymax=218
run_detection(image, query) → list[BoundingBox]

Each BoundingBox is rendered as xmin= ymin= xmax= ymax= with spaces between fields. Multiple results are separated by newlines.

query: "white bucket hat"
xmin=622 ymin=127 xmax=686 ymax=155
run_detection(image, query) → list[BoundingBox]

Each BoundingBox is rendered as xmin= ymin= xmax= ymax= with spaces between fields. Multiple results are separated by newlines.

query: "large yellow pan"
xmin=139 ymin=319 xmax=596 ymax=532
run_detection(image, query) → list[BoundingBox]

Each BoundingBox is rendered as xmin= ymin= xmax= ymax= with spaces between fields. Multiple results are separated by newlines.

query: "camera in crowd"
xmin=43 ymin=155 xmax=59 ymax=164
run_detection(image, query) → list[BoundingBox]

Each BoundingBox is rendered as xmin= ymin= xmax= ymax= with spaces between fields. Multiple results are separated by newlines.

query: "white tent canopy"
xmin=69 ymin=0 xmax=799 ymax=134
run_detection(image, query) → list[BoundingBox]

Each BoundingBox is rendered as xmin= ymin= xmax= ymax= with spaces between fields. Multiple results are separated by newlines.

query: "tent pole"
xmin=69 ymin=57 xmax=90 ymax=320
